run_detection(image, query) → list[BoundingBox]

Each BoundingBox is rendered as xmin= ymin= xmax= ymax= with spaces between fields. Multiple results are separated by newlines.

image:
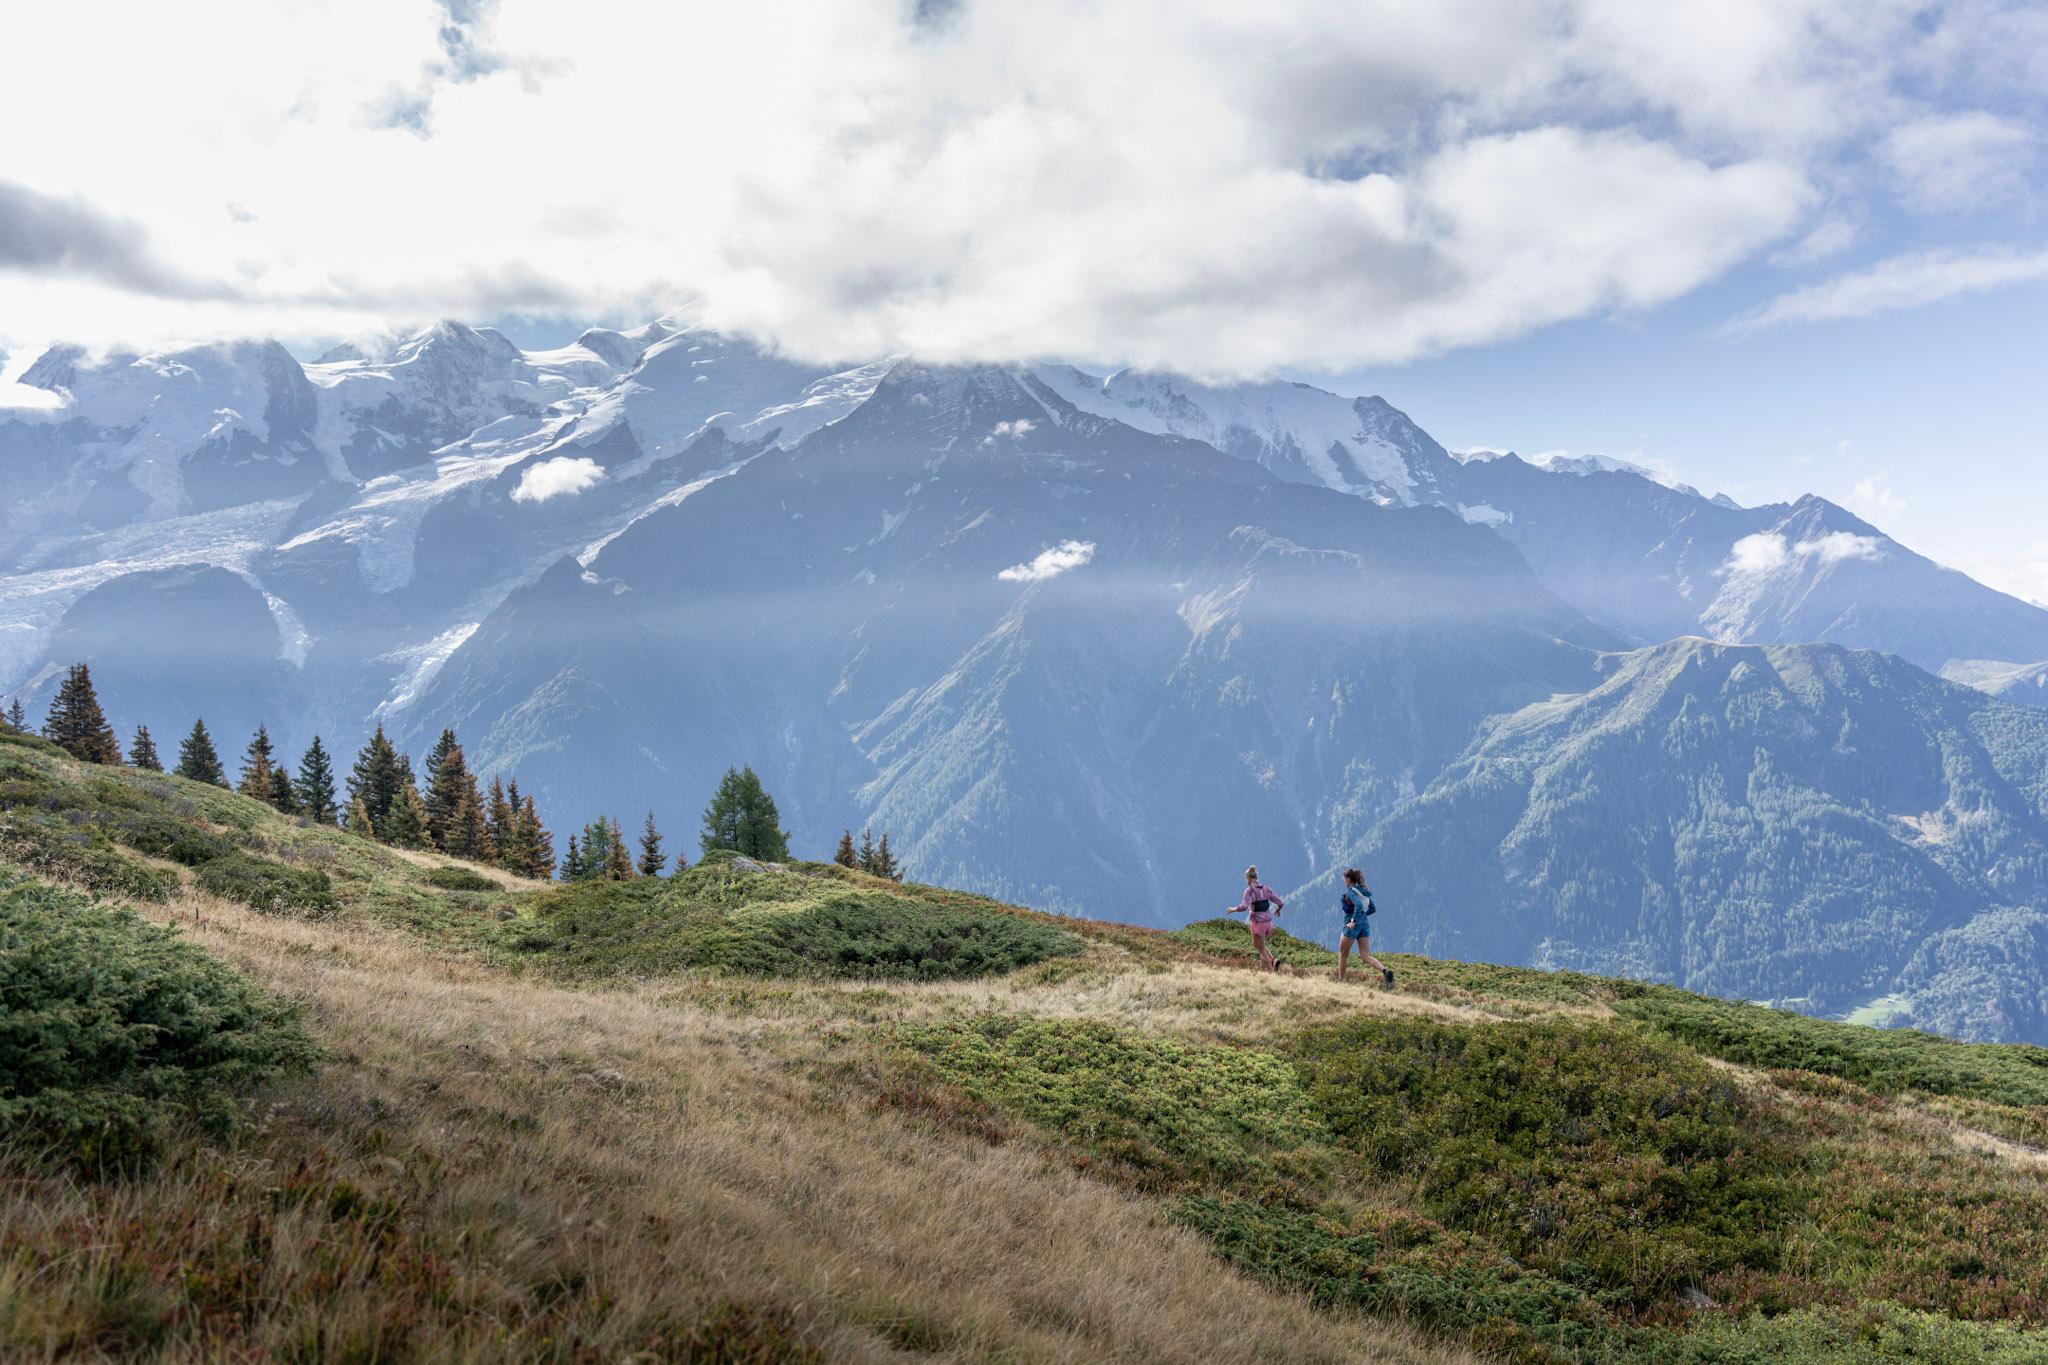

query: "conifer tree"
xmin=447 ymin=785 xmax=490 ymax=861
xmin=43 ymin=663 xmax=121 ymax=764
xmin=637 ymin=811 xmax=666 ymax=877
xmin=834 ymin=829 xmax=857 ymax=868
xmin=346 ymin=795 xmax=376 ymax=839
xmin=856 ymin=826 xmax=877 ymax=873
xmin=604 ymin=817 xmax=634 ymax=880
xmin=700 ymin=766 xmax=790 ymax=861
xmin=347 ymin=726 xmax=403 ymax=830
xmin=382 ymin=781 xmax=430 ymax=849
xmin=521 ymin=796 xmax=556 ymax=880
xmin=128 ymin=725 xmax=162 ymax=771
xmin=874 ymin=831 xmax=902 ymax=881
xmin=4 ymin=698 xmax=25 ymax=732
xmin=175 ymin=719 xmax=227 ymax=786
xmin=239 ymin=725 xmax=279 ymax=806
xmin=486 ymin=777 xmax=516 ymax=867
xmin=560 ymin=833 xmax=583 ymax=881
xmin=423 ymin=730 xmax=475 ymax=850
xmin=295 ymin=736 xmax=339 ymax=824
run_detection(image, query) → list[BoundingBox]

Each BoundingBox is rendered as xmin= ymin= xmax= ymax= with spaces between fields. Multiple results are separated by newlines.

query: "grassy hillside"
xmin=3 ymin=731 xmax=2047 ymax=1362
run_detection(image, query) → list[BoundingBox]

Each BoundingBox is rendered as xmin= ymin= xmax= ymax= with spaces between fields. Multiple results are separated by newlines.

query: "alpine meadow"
xmin=4 ymin=2 xmax=2048 ymax=1361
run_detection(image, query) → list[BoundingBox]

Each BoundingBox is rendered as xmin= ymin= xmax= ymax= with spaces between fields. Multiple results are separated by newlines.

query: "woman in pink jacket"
xmin=1226 ymin=864 xmax=1285 ymax=972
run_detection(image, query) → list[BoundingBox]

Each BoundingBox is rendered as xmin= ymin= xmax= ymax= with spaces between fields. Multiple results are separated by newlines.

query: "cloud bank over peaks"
xmin=0 ymin=1 xmax=2041 ymax=372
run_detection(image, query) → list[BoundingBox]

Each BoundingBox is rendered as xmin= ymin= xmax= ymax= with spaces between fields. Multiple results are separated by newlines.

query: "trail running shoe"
xmin=1383 ymin=968 xmax=1395 ymax=986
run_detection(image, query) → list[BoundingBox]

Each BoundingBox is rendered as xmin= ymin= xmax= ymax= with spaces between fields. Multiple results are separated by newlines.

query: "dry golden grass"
xmin=0 ymin=883 xmax=1478 ymax=1363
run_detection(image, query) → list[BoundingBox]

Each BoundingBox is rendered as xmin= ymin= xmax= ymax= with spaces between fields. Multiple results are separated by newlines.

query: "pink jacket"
xmin=1235 ymin=883 xmax=1284 ymax=924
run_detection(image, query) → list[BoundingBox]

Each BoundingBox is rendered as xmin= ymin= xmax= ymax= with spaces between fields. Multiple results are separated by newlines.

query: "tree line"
xmin=8 ymin=662 xmax=905 ymax=883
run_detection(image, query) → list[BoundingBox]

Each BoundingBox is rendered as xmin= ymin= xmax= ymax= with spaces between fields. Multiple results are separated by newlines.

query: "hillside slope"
xmin=5 ymin=734 xmax=2048 ymax=1362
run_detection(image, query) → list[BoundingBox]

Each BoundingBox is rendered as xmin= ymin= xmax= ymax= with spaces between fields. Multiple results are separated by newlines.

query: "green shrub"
xmin=1167 ymin=917 xmax=1335 ymax=966
xmin=1289 ymin=1015 xmax=1799 ymax=1303
xmin=110 ymin=813 xmax=234 ymax=868
xmin=1658 ymin=1302 xmax=2048 ymax=1363
xmin=0 ymin=871 xmax=316 ymax=1166
xmin=1174 ymin=1194 xmax=1619 ymax=1364
xmin=894 ymin=1014 xmax=1328 ymax=1194
xmin=0 ymin=819 xmax=173 ymax=902
xmin=421 ymin=865 xmax=497 ymax=892
xmin=522 ymin=865 xmax=1082 ymax=982
xmin=1615 ymin=985 xmax=2048 ymax=1108
xmin=196 ymin=852 xmax=338 ymax=919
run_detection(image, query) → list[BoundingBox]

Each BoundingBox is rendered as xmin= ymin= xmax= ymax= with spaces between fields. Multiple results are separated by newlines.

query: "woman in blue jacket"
xmin=1338 ymin=868 xmax=1393 ymax=986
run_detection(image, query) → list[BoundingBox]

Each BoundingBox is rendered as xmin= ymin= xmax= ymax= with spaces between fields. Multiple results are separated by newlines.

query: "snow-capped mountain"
xmin=6 ymin=318 xmax=2048 ymax=1043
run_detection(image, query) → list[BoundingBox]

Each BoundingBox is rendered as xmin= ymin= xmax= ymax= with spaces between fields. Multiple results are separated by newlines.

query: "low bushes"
xmin=1289 ymin=1015 xmax=1798 ymax=1302
xmin=1167 ymin=917 xmax=1335 ymax=967
xmin=196 ymin=851 xmax=338 ymax=919
xmin=0 ymin=819 xmax=173 ymax=903
xmin=1614 ymin=984 xmax=2048 ymax=1108
xmin=421 ymin=865 xmax=498 ymax=892
xmin=0 ymin=872 xmax=315 ymax=1166
xmin=520 ymin=858 xmax=1082 ymax=982
xmin=109 ymin=813 xmax=234 ymax=868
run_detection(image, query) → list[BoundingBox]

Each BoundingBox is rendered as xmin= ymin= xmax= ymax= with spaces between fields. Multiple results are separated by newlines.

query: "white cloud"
xmin=511 ymin=455 xmax=604 ymax=503
xmin=1772 ymin=217 xmax=1859 ymax=267
xmin=9 ymin=0 xmax=2012 ymax=375
xmin=1725 ymin=532 xmax=1792 ymax=575
xmin=1798 ymin=530 xmax=1883 ymax=564
xmin=1846 ymin=474 xmax=1905 ymax=523
xmin=1882 ymin=110 xmax=2039 ymax=212
xmin=1722 ymin=529 xmax=1884 ymax=576
xmin=1727 ymin=245 xmax=2048 ymax=332
xmin=982 ymin=418 xmax=1036 ymax=445
xmin=998 ymin=539 xmax=1096 ymax=583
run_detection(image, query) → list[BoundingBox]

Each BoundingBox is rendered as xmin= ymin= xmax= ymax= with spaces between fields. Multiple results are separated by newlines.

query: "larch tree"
xmin=128 ymin=725 xmax=162 ymax=772
xmin=637 ymin=811 xmax=666 ymax=877
xmin=295 ymin=736 xmax=339 ymax=824
xmin=346 ymin=794 xmax=376 ymax=839
xmin=238 ymin=725 xmax=280 ymax=807
xmin=834 ymin=829 xmax=857 ymax=868
xmin=175 ymin=719 xmax=227 ymax=786
xmin=43 ymin=663 xmax=121 ymax=764
xmin=700 ymin=766 xmax=789 ymax=861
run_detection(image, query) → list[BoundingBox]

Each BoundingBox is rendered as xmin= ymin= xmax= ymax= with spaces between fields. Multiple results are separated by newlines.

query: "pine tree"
xmin=175 ymin=719 xmax=227 ymax=786
xmin=447 ymin=785 xmax=490 ymax=861
xmin=834 ymin=829 xmax=857 ymax=868
xmin=4 ymin=699 xmax=25 ymax=732
xmin=560 ymin=833 xmax=583 ymax=881
xmin=604 ymin=817 xmax=634 ymax=880
xmin=874 ymin=831 xmax=902 ymax=881
xmin=383 ymin=781 xmax=430 ymax=849
xmin=423 ymin=730 xmax=475 ymax=851
xmin=485 ymin=777 xmax=515 ymax=867
xmin=43 ymin=663 xmax=120 ymax=764
xmin=519 ymin=795 xmax=555 ymax=880
xmin=856 ymin=827 xmax=878 ymax=874
xmin=346 ymin=795 xmax=376 ymax=839
xmin=295 ymin=736 xmax=339 ymax=824
xmin=128 ymin=725 xmax=162 ymax=771
xmin=700 ymin=766 xmax=789 ymax=861
xmin=637 ymin=811 xmax=666 ymax=876
xmin=347 ymin=726 xmax=403 ymax=830
xmin=239 ymin=725 xmax=279 ymax=806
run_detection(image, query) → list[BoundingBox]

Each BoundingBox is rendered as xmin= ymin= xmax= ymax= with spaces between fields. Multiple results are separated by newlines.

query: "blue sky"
xmin=0 ymin=1 xmax=2042 ymax=597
